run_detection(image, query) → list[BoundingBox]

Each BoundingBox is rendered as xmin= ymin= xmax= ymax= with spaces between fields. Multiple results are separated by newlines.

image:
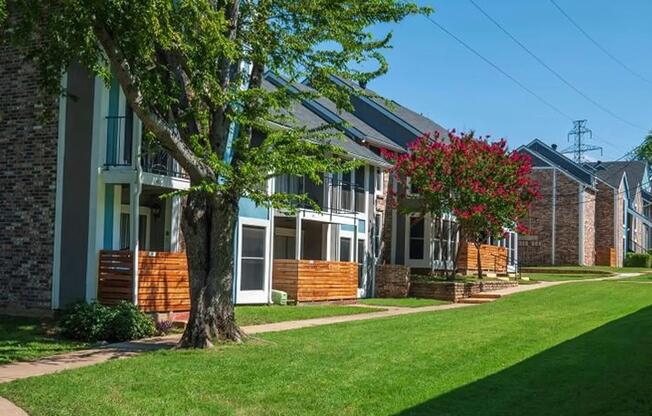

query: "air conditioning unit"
xmin=272 ymin=289 xmax=288 ymax=306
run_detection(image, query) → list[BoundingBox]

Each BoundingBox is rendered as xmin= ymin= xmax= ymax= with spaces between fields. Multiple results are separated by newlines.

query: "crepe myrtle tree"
xmin=1 ymin=0 xmax=428 ymax=347
xmin=384 ymin=131 xmax=539 ymax=279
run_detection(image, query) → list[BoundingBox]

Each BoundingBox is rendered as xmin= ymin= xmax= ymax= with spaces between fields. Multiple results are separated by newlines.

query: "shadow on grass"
xmin=395 ymin=306 xmax=652 ymax=416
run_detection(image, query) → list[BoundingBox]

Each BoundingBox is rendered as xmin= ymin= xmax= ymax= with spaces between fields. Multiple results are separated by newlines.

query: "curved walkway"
xmin=0 ymin=271 xmax=640 ymax=415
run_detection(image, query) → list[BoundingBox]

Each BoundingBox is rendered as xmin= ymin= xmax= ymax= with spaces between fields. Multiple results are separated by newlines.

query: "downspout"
xmin=130 ymin=124 xmax=143 ymax=305
xmin=551 ymin=169 xmax=557 ymax=265
xmin=578 ymin=185 xmax=585 ymax=265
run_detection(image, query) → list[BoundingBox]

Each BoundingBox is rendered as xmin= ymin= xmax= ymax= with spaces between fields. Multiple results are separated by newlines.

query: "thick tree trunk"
xmin=475 ymin=241 xmax=483 ymax=280
xmin=178 ymin=192 xmax=245 ymax=348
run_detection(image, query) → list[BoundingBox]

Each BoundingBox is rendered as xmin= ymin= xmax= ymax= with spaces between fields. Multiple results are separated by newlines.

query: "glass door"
xmin=236 ymin=223 xmax=270 ymax=304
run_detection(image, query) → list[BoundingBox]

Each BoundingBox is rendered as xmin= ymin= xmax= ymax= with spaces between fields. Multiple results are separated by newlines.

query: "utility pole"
xmin=560 ymin=120 xmax=603 ymax=162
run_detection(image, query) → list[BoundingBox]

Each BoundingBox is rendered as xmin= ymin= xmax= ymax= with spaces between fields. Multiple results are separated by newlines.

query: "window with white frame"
xmin=339 ymin=237 xmax=352 ymax=262
xmin=409 ymin=216 xmax=425 ymax=260
xmin=375 ymin=168 xmax=383 ymax=193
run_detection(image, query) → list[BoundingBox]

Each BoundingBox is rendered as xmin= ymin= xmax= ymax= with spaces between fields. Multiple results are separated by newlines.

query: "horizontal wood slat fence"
xmin=98 ymin=250 xmax=191 ymax=312
xmin=272 ymin=259 xmax=358 ymax=302
xmin=458 ymin=243 xmax=508 ymax=274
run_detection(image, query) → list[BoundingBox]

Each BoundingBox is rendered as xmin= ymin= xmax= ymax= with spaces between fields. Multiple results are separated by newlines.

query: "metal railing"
xmin=105 ymin=115 xmax=132 ymax=167
xmin=274 ymin=174 xmax=365 ymax=215
xmin=140 ymin=147 xmax=189 ymax=179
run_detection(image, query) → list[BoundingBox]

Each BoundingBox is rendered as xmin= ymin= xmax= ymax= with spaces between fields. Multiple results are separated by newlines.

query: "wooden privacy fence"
xmin=458 ymin=243 xmax=508 ymax=274
xmin=98 ymin=250 xmax=191 ymax=313
xmin=98 ymin=250 xmax=133 ymax=306
xmin=272 ymin=259 xmax=358 ymax=302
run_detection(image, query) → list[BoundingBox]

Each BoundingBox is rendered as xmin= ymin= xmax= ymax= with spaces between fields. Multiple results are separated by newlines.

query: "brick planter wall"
xmin=375 ymin=264 xmax=410 ymax=298
xmin=409 ymin=280 xmax=518 ymax=302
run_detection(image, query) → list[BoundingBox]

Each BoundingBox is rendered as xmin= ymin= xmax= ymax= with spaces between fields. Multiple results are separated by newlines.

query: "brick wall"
xmin=375 ymin=264 xmax=410 ymax=297
xmin=0 ymin=42 xmax=58 ymax=312
xmin=409 ymin=280 xmax=518 ymax=302
xmin=518 ymin=168 xmax=594 ymax=266
xmin=519 ymin=169 xmax=554 ymax=265
xmin=582 ymin=188 xmax=596 ymax=266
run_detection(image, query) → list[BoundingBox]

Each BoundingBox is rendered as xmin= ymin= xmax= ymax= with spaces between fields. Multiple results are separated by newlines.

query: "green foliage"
xmin=60 ymin=301 xmax=155 ymax=343
xmin=59 ymin=302 xmax=114 ymax=342
xmin=5 ymin=0 xmax=428 ymax=212
xmin=635 ymin=130 xmax=652 ymax=164
xmin=624 ymin=252 xmax=652 ymax=268
xmin=105 ymin=301 xmax=157 ymax=342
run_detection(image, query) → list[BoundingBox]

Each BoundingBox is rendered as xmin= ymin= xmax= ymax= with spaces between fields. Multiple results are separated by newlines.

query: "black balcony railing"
xmin=105 ymin=115 xmax=132 ymax=167
xmin=273 ymin=174 xmax=364 ymax=215
xmin=140 ymin=148 xmax=189 ymax=179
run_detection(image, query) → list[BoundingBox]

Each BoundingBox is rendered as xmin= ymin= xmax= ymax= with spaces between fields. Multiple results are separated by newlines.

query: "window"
xmin=240 ymin=226 xmax=266 ymax=291
xmin=275 ymin=175 xmax=303 ymax=194
xmin=354 ymin=166 xmax=365 ymax=213
xmin=373 ymin=214 xmax=382 ymax=257
xmin=341 ymin=171 xmax=353 ymax=211
xmin=408 ymin=178 xmax=419 ymax=194
xmin=375 ymin=168 xmax=383 ymax=193
xmin=409 ymin=216 xmax=425 ymax=259
xmin=357 ymin=239 xmax=365 ymax=288
xmin=340 ymin=237 xmax=352 ymax=262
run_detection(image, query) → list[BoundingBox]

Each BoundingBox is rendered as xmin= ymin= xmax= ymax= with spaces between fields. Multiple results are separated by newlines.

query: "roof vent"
xmin=551 ymin=144 xmax=558 ymax=151
xmin=358 ymin=80 xmax=367 ymax=89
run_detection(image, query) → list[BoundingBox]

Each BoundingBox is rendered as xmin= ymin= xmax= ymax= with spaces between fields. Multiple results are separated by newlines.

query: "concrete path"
xmin=0 ymin=271 xmax=640 ymax=415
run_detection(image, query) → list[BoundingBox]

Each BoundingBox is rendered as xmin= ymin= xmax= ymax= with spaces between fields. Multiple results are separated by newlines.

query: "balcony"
xmin=103 ymin=115 xmax=188 ymax=180
xmin=274 ymin=173 xmax=365 ymax=215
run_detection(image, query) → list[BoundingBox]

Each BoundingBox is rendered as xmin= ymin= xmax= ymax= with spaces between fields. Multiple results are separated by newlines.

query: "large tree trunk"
xmin=475 ymin=241 xmax=483 ymax=280
xmin=178 ymin=192 xmax=245 ymax=348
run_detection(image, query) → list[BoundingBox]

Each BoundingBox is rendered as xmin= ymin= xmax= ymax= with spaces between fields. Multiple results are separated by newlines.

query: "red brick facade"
xmin=519 ymin=168 xmax=596 ymax=266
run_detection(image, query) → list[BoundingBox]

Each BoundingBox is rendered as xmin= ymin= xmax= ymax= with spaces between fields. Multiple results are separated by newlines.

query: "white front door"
xmin=236 ymin=221 xmax=270 ymax=304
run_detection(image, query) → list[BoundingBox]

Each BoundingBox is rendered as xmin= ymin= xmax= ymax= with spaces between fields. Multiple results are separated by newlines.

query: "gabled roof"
xmin=262 ymin=75 xmax=390 ymax=167
xmin=589 ymin=161 xmax=649 ymax=195
xmin=520 ymin=139 xmax=595 ymax=187
xmin=326 ymin=75 xmax=449 ymax=148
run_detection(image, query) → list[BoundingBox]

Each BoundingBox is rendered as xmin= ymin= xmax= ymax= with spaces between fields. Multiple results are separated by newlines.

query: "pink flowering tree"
xmin=384 ymin=131 xmax=539 ymax=279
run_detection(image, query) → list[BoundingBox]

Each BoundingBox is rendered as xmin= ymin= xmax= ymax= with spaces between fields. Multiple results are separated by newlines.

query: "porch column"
xmin=130 ymin=182 xmax=141 ymax=304
xmin=295 ymin=212 xmax=302 ymax=260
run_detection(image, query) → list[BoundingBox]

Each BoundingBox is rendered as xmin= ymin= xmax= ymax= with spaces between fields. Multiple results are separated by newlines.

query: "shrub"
xmin=105 ymin=301 xmax=156 ymax=342
xmin=60 ymin=301 xmax=113 ymax=342
xmin=624 ymin=252 xmax=652 ymax=268
xmin=60 ymin=301 xmax=155 ymax=343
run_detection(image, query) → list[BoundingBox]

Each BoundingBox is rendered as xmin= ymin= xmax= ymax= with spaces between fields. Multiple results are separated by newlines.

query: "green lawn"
xmin=357 ymin=298 xmax=449 ymax=308
xmin=524 ymin=265 xmax=652 ymax=274
xmin=3 ymin=281 xmax=652 ymax=415
xmin=524 ymin=273 xmax=607 ymax=282
xmin=234 ymin=304 xmax=384 ymax=326
xmin=619 ymin=273 xmax=652 ymax=283
xmin=0 ymin=316 xmax=86 ymax=365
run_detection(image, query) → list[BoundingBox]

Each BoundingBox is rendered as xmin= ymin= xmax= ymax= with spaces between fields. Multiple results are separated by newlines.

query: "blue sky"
xmin=367 ymin=0 xmax=652 ymax=160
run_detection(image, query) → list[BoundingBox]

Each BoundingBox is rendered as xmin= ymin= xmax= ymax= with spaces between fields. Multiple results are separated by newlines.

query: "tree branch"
xmin=93 ymin=23 xmax=214 ymax=183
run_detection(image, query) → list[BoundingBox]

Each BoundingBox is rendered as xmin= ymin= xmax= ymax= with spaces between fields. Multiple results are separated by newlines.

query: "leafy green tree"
xmin=635 ymin=130 xmax=652 ymax=164
xmin=1 ymin=0 xmax=426 ymax=347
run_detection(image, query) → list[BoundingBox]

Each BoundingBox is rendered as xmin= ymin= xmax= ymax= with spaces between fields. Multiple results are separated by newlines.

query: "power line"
xmin=422 ymin=15 xmax=573 ymax=122
xmin=549 ymin=0 xmax=652 ymax=86
xmin=468 ymin=0 xmax=648 ymax=133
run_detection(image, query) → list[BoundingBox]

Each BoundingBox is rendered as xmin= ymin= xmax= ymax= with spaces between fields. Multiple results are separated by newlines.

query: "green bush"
xmin=624 ymin=252 xmax=652 ymax=268
xmin=60 ymin=301 xmax=156 ymax=343
xmin=60 ymin=302 xmax=113 ymax=342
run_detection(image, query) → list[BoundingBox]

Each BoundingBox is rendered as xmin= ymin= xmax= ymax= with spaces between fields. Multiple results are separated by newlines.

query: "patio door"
xmin=236 ymin=221 xmax=270 ymax=304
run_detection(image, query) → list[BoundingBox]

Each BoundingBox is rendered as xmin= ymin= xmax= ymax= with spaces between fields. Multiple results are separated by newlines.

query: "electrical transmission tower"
xmin=560 ymin=120 xmax=603 ymax=162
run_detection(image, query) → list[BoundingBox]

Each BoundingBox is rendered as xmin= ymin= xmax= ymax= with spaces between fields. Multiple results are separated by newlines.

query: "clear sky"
xmin=367 ymin=0 xmax=652 ymax=160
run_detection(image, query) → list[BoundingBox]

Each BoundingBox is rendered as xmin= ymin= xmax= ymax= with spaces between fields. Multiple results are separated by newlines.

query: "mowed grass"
xmin=357 ymin=298 xmax=448 ymax=308
xmin=525 ymin=265 xmax=651 ymax=274
xmin=0 ymin=316 xmax=86 ymax=365
xmin=619 ymin=273 xmax=652 ymax=283
xmin=235 ymin=304 xmax=384 ymax=326
xmin=3 ymin=282 xmax=652 ymax=415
